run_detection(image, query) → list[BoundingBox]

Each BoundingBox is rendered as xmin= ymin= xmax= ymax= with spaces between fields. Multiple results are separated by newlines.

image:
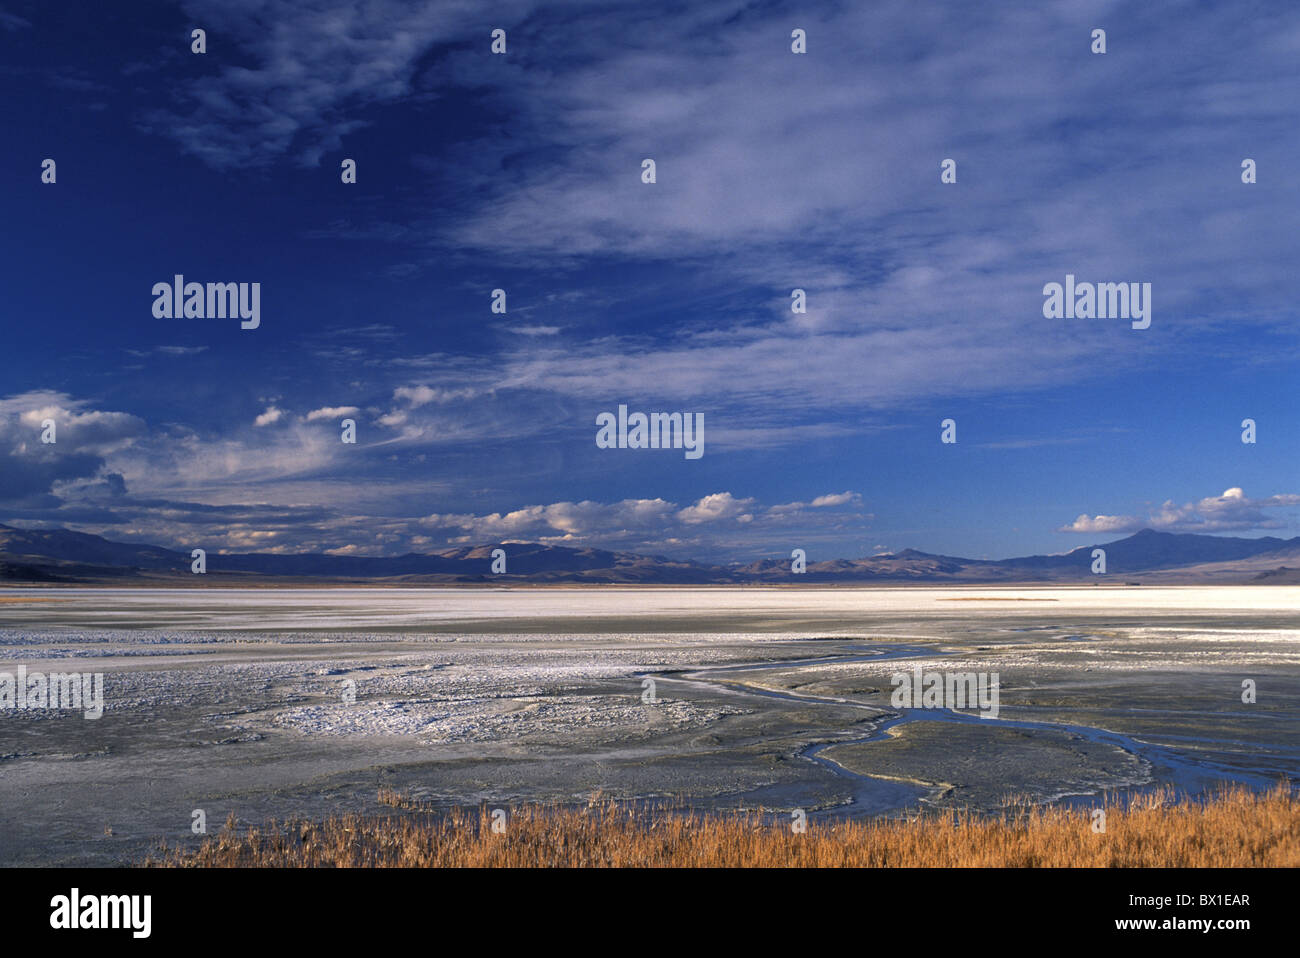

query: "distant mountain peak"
xmin=1 ymin=523 xmax=1297 ymax=584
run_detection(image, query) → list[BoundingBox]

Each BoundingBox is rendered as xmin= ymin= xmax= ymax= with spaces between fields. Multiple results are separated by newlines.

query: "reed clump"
xmin=146 ymin=784 xmax=1298 ymax=868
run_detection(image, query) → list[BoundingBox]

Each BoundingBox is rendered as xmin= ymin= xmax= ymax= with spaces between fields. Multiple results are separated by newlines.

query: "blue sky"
xmin=2 ymin=0 xmax=1298 ymax=561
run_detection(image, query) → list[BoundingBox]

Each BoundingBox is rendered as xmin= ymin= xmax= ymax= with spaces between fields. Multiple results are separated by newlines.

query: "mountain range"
xmin=2 ymin=524 xmax=1299 ymax=585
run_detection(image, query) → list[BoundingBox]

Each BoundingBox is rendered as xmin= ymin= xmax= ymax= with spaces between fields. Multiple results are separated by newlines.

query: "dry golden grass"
xmin=145 ymin=783 xmax=1298 ymax=868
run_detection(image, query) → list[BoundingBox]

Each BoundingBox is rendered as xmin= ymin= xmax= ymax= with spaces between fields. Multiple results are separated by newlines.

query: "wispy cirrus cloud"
xmin=145 ymin=0 xmax=562 ymax=168
xmin=134 ymin=0 xmax=1300 ymax=427
xmin=0 ymin=7 xmax=30 ymax=31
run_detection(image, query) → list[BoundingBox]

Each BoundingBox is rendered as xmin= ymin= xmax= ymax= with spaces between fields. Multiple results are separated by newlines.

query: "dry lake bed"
xmin=1 ymin=585 xmax=1297 ymax=866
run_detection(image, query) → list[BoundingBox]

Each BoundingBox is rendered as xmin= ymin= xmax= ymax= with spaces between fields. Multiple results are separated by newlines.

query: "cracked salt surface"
xmin=0 ymin=631 xmax=767 ymax=745
xmin=272 ymin=695 xmax=745 ymax=742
